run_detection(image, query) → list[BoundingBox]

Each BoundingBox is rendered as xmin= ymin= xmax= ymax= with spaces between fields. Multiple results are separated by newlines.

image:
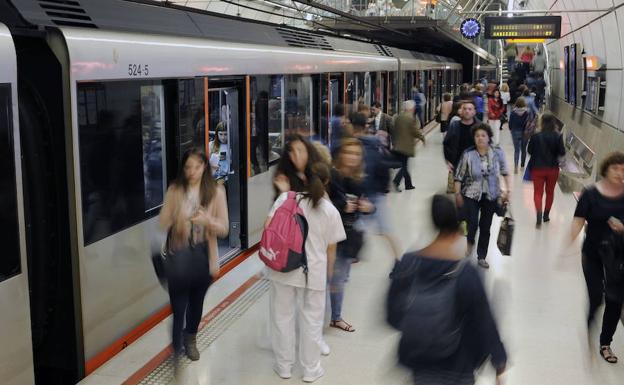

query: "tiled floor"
xmin=139 ymin=126 xmax=624 ymax=385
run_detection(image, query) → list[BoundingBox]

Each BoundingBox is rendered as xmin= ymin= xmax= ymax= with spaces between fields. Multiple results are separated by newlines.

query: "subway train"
xmin=0 ymin=1 xmax=463 ymax=384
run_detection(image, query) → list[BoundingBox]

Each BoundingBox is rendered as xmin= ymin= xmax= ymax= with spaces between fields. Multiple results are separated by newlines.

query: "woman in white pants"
xmin=268 ymin=136 xmax=346 ymax=383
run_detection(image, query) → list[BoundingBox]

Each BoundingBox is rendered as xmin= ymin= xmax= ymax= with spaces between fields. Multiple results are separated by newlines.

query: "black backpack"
xmin=397 ymin=258 xmax=468 ymax=366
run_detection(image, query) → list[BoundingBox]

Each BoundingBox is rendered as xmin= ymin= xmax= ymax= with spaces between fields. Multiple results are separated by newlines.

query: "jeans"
xmin=166 ymin=244 xmax=212 ymax=353
xmin=393 ymin=152 xmax=413 ymax=188
xmin=506 ymin=56 xmax=515 ymax=71
xmin=512 ymin=131 xmax=528 ymax=168
xmin=532 ymin=167 xmax=559 ymax=213
xmin=583 ymin=254 xmax=624 ymax=346
xmin=463 ymin=194 xmax=497 ymax=260
xmin=489 ymin=119 xmax=501 ymax=145
xmin=329 ymin=255 xmax=353 ymax=322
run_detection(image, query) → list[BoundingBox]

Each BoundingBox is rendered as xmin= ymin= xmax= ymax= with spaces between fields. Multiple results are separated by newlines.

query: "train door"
xmin=0 ymin=23 xmax=35 ymax=385
xmin=328 ymin=73 xmax=343 ymax=147
xmin=208 ymin=86 xmax=243 ymax=259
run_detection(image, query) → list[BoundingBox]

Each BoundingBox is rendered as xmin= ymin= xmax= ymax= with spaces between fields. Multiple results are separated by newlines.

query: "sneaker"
xmin=405 ymin=185 xmax=415 ymax=190
xmin=320 ymin=340 xmax=330 ymax=356
xmin=543 ymin=212 xmax=550 ymax=223
xmin=477 ymin=259 xmax=489 ymax=269
xmin=273 ymin=365 xmax=292 ymax=379
xmin=303 ymin=367 xmax=325 ymax=383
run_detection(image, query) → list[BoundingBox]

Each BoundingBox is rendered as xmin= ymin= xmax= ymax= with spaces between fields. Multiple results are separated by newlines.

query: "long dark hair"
xmin=174 ymin=147 xmax=216 ymax=207
xmin=274 ymin=135 xmax=325 ymax=207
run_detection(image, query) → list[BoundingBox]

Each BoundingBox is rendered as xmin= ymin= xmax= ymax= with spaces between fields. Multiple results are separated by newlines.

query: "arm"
xmin=443 ymin=123 xmax=457 ymax=167
xmin=158 ymin=186 xmax=176 ymax=231
xmin=412 ymin=119 xmax=425 ymax=143
xmin=570 ymin=217 xmax=585 ymax=243
xmin=327 ymin=243 xmax=337 ymax=280
xmin=527 ymin=136 xmax=534 ymax=155
xmin=557 ymin=135 xmax=566 ymax=157
xmin=205 ymin=186 xmax=229 ymax=278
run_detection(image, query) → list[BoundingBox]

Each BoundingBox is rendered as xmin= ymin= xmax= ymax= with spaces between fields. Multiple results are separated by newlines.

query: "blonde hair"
xmin=501 ymin=83 xmax=509 ymax=92
xmin=312 ymin=141 xmax=332 ymax=166
xmin=333 ymin=138 xmax=364 ymax=182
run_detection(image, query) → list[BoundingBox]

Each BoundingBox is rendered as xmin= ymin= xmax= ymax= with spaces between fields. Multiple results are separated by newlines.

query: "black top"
xmin=527 ymin=131 xmax=565 ymax=168
xmin=387 ymin=254 xmax=507 ymax=381
xmin=443 ymin=119 xmax=480 ymax=168
xmin=509 ymin=109 xmax=529 ymax=134
xmin=329 ymin=168 xmax=364 ymax=227
xmin=574 ymin=186 xmax=624 ymax=257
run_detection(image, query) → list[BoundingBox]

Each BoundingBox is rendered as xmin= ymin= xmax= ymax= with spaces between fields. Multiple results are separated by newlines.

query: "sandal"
xmin=600 ymin=346 xmax=618 ymax=363
xmin=330 ymin=319 xmax=355 ymax=332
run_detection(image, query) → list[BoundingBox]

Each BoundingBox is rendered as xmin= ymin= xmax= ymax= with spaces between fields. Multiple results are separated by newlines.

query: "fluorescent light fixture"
xmin=476 ymin=64 xmax=481 ymax=69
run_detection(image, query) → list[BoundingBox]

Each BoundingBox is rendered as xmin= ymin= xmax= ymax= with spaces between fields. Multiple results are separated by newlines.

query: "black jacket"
xmin=387 ymin=254 xmax=507 ymax=380
xmin=443 ymin=119 xmax=480 ymax=168
xmin=527 ymin=131 xmax=565 ymax=168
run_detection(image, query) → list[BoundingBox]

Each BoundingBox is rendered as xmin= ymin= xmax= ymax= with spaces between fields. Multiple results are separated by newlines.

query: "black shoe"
xmin=536 ymin=212 xmax=542 ymax=229
xmin=405 ymin=185 xmax=415 ymax=190
xmin=183 ymin=332 xmax=200 ymax=361
xmin=543 ymin=212 xmax=550 ymax=222
xmin=393 ymin=182 xmax=402 ymax=192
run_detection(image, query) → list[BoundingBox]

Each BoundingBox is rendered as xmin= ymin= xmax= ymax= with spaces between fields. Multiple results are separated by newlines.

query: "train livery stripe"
xmin=84 ymin=244 xmax=259 ymax=375
xmin=246 ymin=75 xmax=251 ymax=179
xmin=123 ymin=273 xmax=262 ymax=385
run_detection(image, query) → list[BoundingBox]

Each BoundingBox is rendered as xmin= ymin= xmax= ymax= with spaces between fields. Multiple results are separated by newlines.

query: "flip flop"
xmin=330 ymin=319 xmax=355 ymax=332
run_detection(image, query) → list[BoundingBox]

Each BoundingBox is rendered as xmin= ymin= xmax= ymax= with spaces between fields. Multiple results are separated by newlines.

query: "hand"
xmin=358 ymin=198 xmax=374 ymax=213
xmin=455 ymin=193 xmax=464 ymax=208
xmin=501 ymin=190 xmax=511 ymax=202
xmin=608 ymin=218 xmax=624 ymax=234
xmin=273 ymin=174 xmax=290 ymax=193
xmin=344 ymin=200 xmax=358 ymax=213
xmin=446 ymin=161 xmax=454 ymax=172
xmin=210 ymin=263 xmax=221 ymax=278
xmin=191 ymin=208 xmax=212 ymax=227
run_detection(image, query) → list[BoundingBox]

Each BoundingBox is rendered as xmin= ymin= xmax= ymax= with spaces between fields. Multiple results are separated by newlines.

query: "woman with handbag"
xmin=328 ymin=138 xmax=374 ymax=332
xmin=527 ymin=112 xmax=566 ymax=228
xmin=487 ymin=89 xmax=505 ymax=145
xmin=158 ymin=148 xmax=229 ymax=363
xmin=569 ymin=152 xmax=624 ymax=364
xmin=454 ymin=123 xmax=512 ymax=269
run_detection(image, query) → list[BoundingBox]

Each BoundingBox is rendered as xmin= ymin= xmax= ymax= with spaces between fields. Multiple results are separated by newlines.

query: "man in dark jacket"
xmin=443 ymin=100 xmax=480 ymax=172
xmin=370 ymin=102 xmax=393 ymax=133
xmin=391 ymin=100 xmax=425 ymax=192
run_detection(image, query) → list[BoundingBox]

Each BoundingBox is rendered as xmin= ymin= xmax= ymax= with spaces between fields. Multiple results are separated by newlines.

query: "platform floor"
xmin=86 ymin=125 xmax=624 ymax=385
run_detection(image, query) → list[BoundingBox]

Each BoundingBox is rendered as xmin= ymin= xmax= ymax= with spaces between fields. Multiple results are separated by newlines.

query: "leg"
xmin=491 ymin=120 xmax=500 ymax=145
xmin=298 ymin=288 xmax=326 ymax=380
xmin=600 ymin=299 xmax=624 ymax=346
xmin=167 ymin=274 xmax=190 ymax=354
xmin=543 ymin=168 xmax=559 ymax=214
xmin=520 ymin=138 xmax=528 ymax=167
xmin=532 ymin=168 xmax=546 ymax=213
xmin=512 ymin=135 xmax=521 ymax=168
xmin=403 ymin=156 xmax=414 ymax=189
xmin=271 ymin=281 xmax=297 ymax=375
xmin=329 ymin=256 xmax=352 ymax=322
xmin=582 ymin=254 xmax=604 ymax=325
xmin=463 ymin=196 xmax=480 ymax=252
xmin=476 ymin=198 xmax=496 ymax=260
xmin=185 ymin=276 xmax=211 ymax=334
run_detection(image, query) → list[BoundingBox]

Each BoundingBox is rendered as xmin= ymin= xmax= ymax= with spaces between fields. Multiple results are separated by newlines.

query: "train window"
xmin=177 ymin=78 xmax=206 ymax=159
xmin=77 ymin=80 xmax=167 ymax=245
xmin=388 ymin=71 xmax=397 ymax=116
xmin=284 ymin=75 xmax=313 ymax=138
xmin=250 ymin=76 xmax=281 ymax=173
xmin=0 ymin=84 xmax=21 ymax=282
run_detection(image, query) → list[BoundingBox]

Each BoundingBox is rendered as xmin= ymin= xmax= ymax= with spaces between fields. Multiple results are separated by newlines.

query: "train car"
xmin=0 ymin=21 xmax=35 ymax=385
xmin=0 ymin=1 xmax=465 ymax=384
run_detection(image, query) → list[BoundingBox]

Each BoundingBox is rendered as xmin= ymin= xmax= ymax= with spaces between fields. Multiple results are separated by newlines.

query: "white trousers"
xmin=490 ymin=119 xmax=501 ymax=145
xmin=271 ymin=281 xmax=325 ymax=377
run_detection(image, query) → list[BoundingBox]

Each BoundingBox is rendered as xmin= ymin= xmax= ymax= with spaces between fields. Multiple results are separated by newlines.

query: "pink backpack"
xmin=260 ymin=191 xmax=309 ymax=273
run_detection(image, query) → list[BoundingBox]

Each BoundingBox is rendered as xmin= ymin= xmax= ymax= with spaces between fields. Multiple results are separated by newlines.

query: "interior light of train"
xmin=585 ymin=56 xmax=599 ymax=71
xmin=484 ymin=16 xmax=562 ymax=39
xmin=476 ymin=64 xmax=481 ymax=70
xmin=560 ymin=60 xmax=565 ymax=69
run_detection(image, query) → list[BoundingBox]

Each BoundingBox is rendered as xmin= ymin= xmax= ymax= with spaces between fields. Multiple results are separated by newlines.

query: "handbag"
xmin=151 ymin=231 xmax=171 ymax=288
xmin=338 ymin=224 xmax=364 ymax=259
xmin=435 ymin=110 xmax=442 ymax=123
xmin=496 ymin=208 xmax=514 ymax=256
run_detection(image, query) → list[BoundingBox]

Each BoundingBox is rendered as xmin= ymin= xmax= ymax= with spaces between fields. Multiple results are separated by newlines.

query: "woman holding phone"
xmin=569 ymin=151 xmax=624 ymax=363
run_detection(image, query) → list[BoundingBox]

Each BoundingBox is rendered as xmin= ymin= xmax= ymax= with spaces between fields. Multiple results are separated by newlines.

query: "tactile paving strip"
xmin=138 ymin=278 xmax=270 ymax=385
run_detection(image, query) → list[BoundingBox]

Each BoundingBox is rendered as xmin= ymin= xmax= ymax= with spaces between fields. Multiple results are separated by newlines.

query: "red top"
xmin=488 ymin=98 xmax=504 ymax=120
xmin=520 ymin=52 xmax=534 ymax=63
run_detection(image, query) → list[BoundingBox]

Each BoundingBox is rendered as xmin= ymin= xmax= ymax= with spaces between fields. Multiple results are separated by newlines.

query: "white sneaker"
xmin=302 ymin=367 xmax=325 ymax=383
xmin=320 ymin=340 xmax=330 ymax=356
xmin=273 ymin=364 xmax=292 ymax=379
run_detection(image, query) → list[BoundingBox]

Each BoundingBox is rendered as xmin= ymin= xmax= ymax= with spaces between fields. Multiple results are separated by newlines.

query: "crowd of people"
xmin=154 ymin=60 xmax=624 ymax=384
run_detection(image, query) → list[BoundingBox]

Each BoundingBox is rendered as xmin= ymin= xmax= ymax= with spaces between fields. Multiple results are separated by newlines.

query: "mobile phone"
xmin=220 ymin=151 xmax=226 ymax=160
xmin=609 ymin=216 xmax=623 ymax=226
xmin=345 ymin=193 xmax=358 ymax=203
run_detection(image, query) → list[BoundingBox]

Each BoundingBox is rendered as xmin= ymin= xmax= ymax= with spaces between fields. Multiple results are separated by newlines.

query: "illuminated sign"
xmin=484 ymin=16 xmax=562 ymax=39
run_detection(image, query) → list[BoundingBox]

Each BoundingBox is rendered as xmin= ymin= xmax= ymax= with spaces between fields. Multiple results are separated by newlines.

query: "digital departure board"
xmin=484 ymin=16 xmax=562 ymax=39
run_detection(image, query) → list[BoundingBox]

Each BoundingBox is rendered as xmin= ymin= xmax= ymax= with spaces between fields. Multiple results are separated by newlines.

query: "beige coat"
xmin=391 ymin=112 xmax=424 ymax=157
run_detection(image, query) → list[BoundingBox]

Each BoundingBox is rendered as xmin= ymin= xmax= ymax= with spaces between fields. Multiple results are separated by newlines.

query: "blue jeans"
xmin=512 ymin=131 xmax=528 ymax=168
xmin=329 ymin=255 xmax=352 ymax=322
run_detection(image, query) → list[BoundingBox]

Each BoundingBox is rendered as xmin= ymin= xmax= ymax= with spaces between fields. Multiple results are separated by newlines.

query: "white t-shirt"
xmin=501 ymin=91 xmax=511 ymax=105
xmin=267 ymin=192 xmax=346 ymax=291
